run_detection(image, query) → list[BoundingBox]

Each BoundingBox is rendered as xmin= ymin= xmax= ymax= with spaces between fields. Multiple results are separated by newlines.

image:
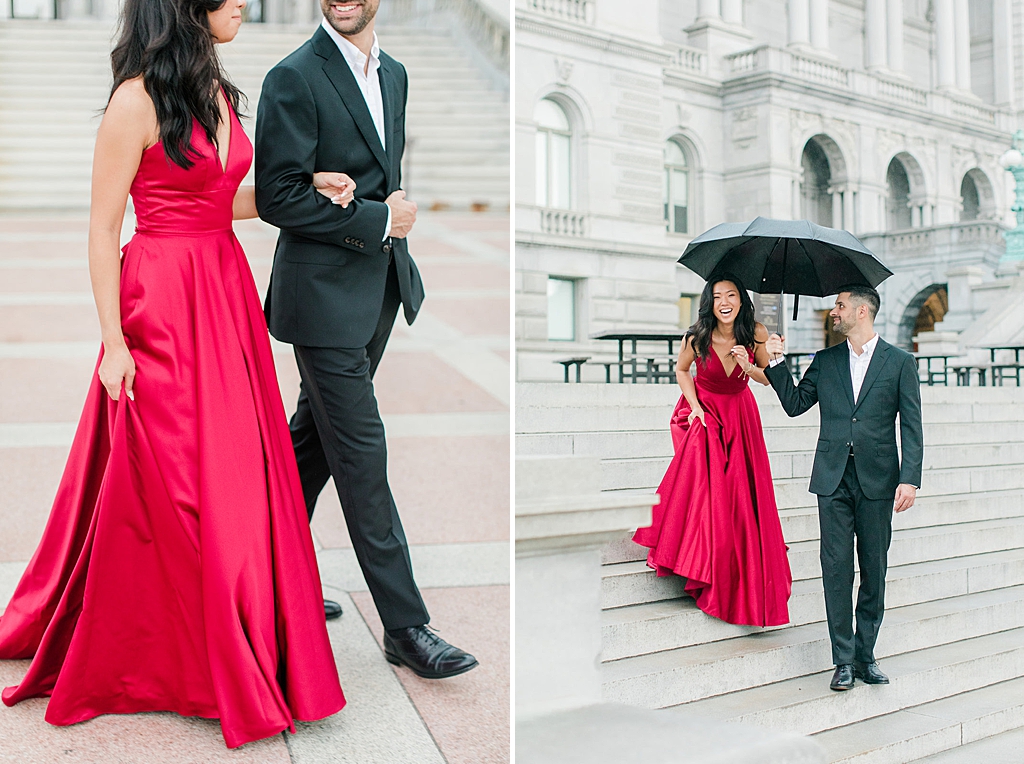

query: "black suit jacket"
xmin=765 ymin=338 xmax=923 ymax=500
xmin=255 ymin=27 xmax=424 ymax=348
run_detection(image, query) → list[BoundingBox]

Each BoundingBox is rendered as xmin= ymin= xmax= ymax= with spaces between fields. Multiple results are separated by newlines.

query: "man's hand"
xmin=766 ymin=333 xmax=786 ymax=358
xmin=894 ymin=483 xmax=917 ymax=513
xmin=385 ymin=190 xmax=417 ymax=238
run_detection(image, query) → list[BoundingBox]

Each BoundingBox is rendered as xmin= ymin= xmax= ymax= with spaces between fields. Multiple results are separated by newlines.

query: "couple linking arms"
xmin=633 ymin=275 xmax=922 ymax=692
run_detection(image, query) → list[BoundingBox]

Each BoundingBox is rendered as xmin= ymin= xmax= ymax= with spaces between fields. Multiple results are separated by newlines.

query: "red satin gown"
xmin=0 ymin=107 xmax=345 ymax=748
xmin=632 ymin=350 xmax=792 ymax=627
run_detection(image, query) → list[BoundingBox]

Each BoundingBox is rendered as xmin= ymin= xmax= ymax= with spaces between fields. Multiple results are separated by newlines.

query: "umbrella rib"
xmin=793 ymin=237 xmax=825 ymax=296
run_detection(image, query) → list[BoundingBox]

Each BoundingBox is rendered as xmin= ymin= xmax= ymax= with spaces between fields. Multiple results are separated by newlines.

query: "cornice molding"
xmin=515 ymin=12 xmax=674 ymax=66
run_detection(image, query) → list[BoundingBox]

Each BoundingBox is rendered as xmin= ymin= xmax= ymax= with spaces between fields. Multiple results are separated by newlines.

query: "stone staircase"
xmin=0 ymin=19 xmax=508 ymax=212
xmin=517 ymin=382 xmax=1024 ymax=763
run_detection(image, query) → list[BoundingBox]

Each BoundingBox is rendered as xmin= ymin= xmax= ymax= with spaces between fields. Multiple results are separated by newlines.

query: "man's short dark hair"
xmin=839 ymin=284 xmax=880 ymax=320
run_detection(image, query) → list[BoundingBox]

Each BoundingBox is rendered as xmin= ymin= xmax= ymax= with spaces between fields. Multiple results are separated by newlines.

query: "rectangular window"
xmin=677 ymin=295 xmax=698 ymax=328
xmin=547 ymin=277 xmax=576 ymax=341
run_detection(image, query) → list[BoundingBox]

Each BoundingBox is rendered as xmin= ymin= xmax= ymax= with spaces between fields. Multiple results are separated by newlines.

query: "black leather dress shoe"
xmin=854 ymin=661 xmax=889 ymax=684
xmin=324 ymin=599 xmax=343 ymax=620
xmin=383 ymin=626 xmax=479 ymax=679
xmin=830 ymin=664 xmax=855 ymax=691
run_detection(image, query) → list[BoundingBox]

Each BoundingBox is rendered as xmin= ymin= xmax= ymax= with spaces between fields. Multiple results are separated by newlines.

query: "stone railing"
xmin=526 ymin=0 xmax=592 ymax=24
xmin=670 ymin=45 xmax=707 ymax=76
xmin=539 ymin=208 xmax=588 ymax=237
xmin=790 ymin=52 xmax=850 ymax=88
xmin=723 ymin=46 xmax=1006 ymax=127
xmin=950 ymin=96 xmax=997 ymax=125
xmin=861 ymin=220 xmax=1006 ymax=259
xmin=439 ymin=0 xmax=509 ymax=71
xmin=875 ymin=77 xmax=929 ymax=107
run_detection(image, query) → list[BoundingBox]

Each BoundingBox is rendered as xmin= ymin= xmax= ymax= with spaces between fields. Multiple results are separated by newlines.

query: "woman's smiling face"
xmin=712 ymin=280 xmax=741 ymax=326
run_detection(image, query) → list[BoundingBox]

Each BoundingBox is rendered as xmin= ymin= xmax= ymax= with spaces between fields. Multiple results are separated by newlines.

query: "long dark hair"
xmin=687 ymin=273 xmax=756 ymax=360
xmin=109 ymin=0 xmax=245 ymax=169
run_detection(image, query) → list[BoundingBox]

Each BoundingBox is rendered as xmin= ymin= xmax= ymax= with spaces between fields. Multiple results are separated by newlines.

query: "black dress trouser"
xmin=817 ymin=455 xmax=894 ymax=666
xmin=289 ymin=260 xmax=429 ymax=631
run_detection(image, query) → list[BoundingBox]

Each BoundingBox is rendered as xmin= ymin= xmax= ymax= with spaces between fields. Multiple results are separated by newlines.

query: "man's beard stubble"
xmin=322 ymin=1 xmax=376 ymax=36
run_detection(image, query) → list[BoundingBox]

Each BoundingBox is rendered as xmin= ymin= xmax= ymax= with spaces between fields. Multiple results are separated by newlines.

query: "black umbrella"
xmin=678 ymin=217 xmax=893 ymax=325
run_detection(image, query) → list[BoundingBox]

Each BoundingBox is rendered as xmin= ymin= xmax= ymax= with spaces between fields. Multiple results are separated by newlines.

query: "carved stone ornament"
xmin=554 ymin=58 xmax=574 ymax=84
xmin=731 ymin=107 xmax=758 ymax=148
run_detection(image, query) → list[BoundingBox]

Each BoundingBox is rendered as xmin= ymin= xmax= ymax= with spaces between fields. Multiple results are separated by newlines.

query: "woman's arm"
xmin=88 ymin=78 xmax=157 ymax=401
xmin=736 ymin=321 xmax=771 ymax=386
xmin=233 ymin=173 xmax=355 ymax=220
xmin=676 ymin=336 xmax=705 ymax=425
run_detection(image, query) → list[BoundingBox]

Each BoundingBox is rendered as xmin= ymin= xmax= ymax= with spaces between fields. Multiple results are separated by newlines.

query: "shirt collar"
xmin=848 ymin=333 xmax=879 ymax=358
xmin=320 ymin=18 xmax=379 ymax=73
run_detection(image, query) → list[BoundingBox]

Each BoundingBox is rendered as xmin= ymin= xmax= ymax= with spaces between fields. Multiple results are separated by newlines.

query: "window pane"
xmin=673 ymin=206 xmax=688 ymax=234
xmin=535 ymin=99 xmax=569 ymax=131
xmin=536 ymin=133 xmax=548 ymax=207
xmin=665 ymin=140 xmax=686 ymax=165
xmin=550 ymin=133 xmax=571 ymax=209
xmin=547 ymin=278 xmax=575 ymax=341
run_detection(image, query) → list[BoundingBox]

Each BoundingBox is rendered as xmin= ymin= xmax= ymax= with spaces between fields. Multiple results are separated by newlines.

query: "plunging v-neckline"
xmin=711 ymin=344 xmax=743 ymax=378
xmin=213 ymin=90 xmax=233 ymax=174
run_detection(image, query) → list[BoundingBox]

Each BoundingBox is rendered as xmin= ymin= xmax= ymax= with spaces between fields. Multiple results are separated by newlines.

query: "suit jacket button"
xmin=852 ymin=417 xmax=857 ymax=422
xmin=383 ymin=242 xmax=392 ymax=254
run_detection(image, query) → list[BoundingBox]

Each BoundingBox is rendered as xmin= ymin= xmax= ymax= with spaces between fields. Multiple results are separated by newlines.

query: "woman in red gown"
xmin=633 ymin=275 xmax=792 ymax=627
xmin=0 ymin=0 xmax=354 ymax=748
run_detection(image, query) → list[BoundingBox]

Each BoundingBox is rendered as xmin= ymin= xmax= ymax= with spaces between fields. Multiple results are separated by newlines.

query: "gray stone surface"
xmin=317 ymin=541 xmax=509 ymax=595
xmin=518 ymin=704 xmax=825 ymax=764
xmin=914 ymin=724 xmax=1024 ymax=762
xmin=286 ymin=593 xmax=446 ymax=764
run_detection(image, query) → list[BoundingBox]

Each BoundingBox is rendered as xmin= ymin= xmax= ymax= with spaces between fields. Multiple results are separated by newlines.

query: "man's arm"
xmin=897 ymin=352 xmax=924 ymax=489
xmin=255 ymin=65 xmax=388 ymax=252
xmin=764 ymin=353 xmax=821 ymax=417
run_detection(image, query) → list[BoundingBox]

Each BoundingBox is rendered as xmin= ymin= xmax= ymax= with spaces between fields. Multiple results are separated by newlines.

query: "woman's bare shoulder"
xmin=104 ymin=77 xmax=159 ymax=145
xmin=753 ymin=322 xmax=770 ymax=343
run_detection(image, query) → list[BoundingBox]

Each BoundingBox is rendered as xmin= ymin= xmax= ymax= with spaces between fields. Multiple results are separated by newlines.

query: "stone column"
xmin=788 ymin=0 xmax=810 ymax=47
xmin=697 ymin=0 xmax=721 ymax=20
xmin=831 ymin=189 xmax=843 ymax=229
xmin=993 ymin=0 xmax=1015 ymax=106
xmin=864 ymin=0 xmax=887 ymax=70
xmin=809 ymin=0 xmax=828 ymax=51
xmin=953 ymin=0 xmax=971 ymax=92
xmin=721 ymin=0 xmax=743 ymax=25
xmin=886 ymin=0 xmax=904 ymax=73
xmin=934 ymin=0 xmax=956 ymax=89
xmin=843 ymin=189 xmax=856 ymax=232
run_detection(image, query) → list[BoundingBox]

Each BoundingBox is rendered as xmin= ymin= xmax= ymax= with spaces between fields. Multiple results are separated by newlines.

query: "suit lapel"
xmin=832 ymin=343 xmax=856 ymax=409
xmin=314 ymin=27 xmax=391 ymax=185
xmin=853 ymin=339 xmax=891 ymax=412
xmin=378 ymin=56 xmax=397 ymax=183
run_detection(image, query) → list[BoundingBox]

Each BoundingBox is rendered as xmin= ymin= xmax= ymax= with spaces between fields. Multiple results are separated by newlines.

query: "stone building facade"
xmin=515 ymin=0 xmax=1022 ymax=381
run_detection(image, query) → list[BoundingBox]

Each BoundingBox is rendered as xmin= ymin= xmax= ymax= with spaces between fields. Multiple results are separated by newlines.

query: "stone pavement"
xmin=0 ymin=210 xmax=510 ymax=763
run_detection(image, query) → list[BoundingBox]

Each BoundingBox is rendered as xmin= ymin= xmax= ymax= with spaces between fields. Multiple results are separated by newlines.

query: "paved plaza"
xmin=0 ymin=210 xmax=510 ymax=763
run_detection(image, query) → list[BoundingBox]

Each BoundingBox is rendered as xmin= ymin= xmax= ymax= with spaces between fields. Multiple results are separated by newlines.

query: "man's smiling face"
xmin=321 ymin=0 xmax=379 ymax=36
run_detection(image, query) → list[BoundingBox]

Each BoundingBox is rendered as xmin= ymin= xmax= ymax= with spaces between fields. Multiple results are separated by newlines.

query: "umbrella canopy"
xmin=678 ymin=217 xmax=893 ymax=298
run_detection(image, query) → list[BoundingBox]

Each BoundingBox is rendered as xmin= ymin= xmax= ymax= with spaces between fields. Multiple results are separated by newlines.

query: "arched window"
xmin=958 ymin=173 xmax=983 ymax=220
xmin=535 ymin=99 xmax=571 ymax=209
xmin=800 ymin=140 xmax=833 ymax=227
xmin=665 ymin=140 xmax=690 ymax=234
xmin=886 ymin=158 xmax=912 ymax=229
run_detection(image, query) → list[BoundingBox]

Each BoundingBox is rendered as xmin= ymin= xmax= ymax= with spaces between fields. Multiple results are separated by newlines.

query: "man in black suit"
xmin=254 ymin=0 xmax=477 ymax=679
xmin=765 ymin=285 xmax=923 ymax=691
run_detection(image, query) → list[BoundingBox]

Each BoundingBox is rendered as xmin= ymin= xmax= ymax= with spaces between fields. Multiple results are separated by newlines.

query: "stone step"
xmin=602 ymin=544 xmax=1024 ymax=613
xmin=601 ymin=548 xmax=1024 ymax=659
xmin=911 ymin=724 xmax=1024 ymax=762
xmin=603 ymin=586 xmax=1024 ymax=709
xmin=664 ymin=627 xmax=1024 ymax=736
xmin=604 ymin=515 xmax=1024 ymax=575
xmin=598 ymin=455 xmax=1024 ymax=501
xmin=813 ymin=677 xmax=1024 ymax=763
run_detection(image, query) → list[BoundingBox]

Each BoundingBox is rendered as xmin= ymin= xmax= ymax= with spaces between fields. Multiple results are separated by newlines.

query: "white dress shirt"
xmin=320 ymin=19 xmax=391 ymax=239
xmin=849 ymin=333 xmax=879 ymax=402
